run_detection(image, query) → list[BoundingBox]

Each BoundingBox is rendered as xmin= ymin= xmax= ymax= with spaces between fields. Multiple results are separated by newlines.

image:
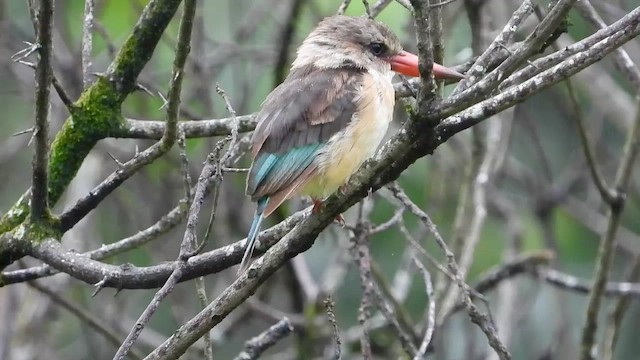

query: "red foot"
xmin=312 ymin=198 xmax=323 ymax=214
xmin=311 ymin=198 xmax=345 ymax=227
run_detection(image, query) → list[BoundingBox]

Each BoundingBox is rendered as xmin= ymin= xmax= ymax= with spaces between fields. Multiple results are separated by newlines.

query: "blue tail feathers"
xmin=239 ymin=197 xmax=269 ymax=274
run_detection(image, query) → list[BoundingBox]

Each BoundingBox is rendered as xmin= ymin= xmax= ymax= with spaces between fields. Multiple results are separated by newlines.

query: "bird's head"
xmin=291 ymin=15 xmax=463 ymax=80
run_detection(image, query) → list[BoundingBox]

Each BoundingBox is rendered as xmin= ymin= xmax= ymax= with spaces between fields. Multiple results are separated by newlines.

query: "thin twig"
xmin=233 ymin=318 xmax=294 ymax=360
xmin=602 ymin=256 xmax=640 ymax=360
xmin=113 ymin=2 xmax=197 ymax=358
xmin=428 ymin=0 xmax=444 ymax=94
xmin=435 ymin=0 xmax=576 ymax=119
xmin=362 ymin=0 xmax=372 ymax=18
xmin=387 ymin=182 xmax=511 ymax=359
xmin=194 ymin=276 xmax=213 ymax=360
xmin=114 ymin=141 xmax=224 ymax=360
xmin=216 ymin=84 xmax=240 ymax=163
xmin=395 ymin=0 xmax=413 ymax=13
xmin=30 ymin=0 xmax=54 ymax=221
xmin=437 ymin=12 xmax=640 ymax=139
xmin=564 ymin=78 xmax=616 ymax=203
xmin=13 ymin=58 xmax=76 ymax=111
xmin=534 ymin=267 xmax=640 ymax=298
xmin=370 ymin=280 xmax=419 ymax=356
xmin=580 ymin=97 xmax=640 ymax=360
xmin=454 ymin=0 xmax=534 ymax=95
xmin=179 ymin=129 xmax=212 ymax=360
xmin=178 ymin=130 xmax=192 ymax=206
xmin=337 ymin=0 xmax=352 ymax=14
xmin=324 ymin=296 xmax=342 ymax=360
xmin=413 ymin=257 xmax=435 ymax=359
xmin=196 ymin=85 xmax=239 ymax=256
xmin=57 ymin=0 xmax=196 ymax=233
xmin=409 ymin=0 xmax=436 ymax=116
xmin=82 ymin=0 xmax=95 ymax=89
xmin=441 ymin=251 xmax=555 ymax=321
xmin=351 ymin=202 xmax=374 ymax=360
xmin=27 ymin=281 xmax=145 ymax=360
xmin=94 ymin=20 xmax=117 ymax=59
xmin=576 ymin=0 xmax=640 ymax=92
xmin=370 ymin=0 xmax=393 ymax=17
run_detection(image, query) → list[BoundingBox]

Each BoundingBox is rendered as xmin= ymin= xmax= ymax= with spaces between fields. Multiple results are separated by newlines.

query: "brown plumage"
xmin=239 ymin=15 xmax=464 ymax=274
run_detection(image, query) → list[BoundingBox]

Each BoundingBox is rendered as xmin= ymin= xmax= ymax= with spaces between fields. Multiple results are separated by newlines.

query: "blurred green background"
xmin=1 ymin=0 xmax=640 ymax=359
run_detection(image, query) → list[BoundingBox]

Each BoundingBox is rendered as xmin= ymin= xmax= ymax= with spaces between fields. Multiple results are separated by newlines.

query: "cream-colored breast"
xmin=306 ymin=69 xmax=395 ymax=198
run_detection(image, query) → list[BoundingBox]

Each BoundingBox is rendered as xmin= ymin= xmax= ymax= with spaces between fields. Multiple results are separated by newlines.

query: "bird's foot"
xmin=311 ymin=198 xmax=345 ymax=227
xmin=312 ymin=198 xmax=324 ymax=214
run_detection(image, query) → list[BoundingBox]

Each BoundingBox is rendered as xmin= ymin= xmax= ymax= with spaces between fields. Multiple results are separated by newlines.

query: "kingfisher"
xmin=240 ymin=15 xmax=464 ymax=272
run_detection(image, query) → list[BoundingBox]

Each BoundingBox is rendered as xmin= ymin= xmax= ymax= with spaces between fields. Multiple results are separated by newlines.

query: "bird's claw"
xmin=312 ymin=198 xmax=345 ymax=227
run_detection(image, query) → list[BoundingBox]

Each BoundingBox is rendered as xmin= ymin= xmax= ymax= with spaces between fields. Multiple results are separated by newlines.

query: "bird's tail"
xmin=238 ymin=197 xmax=269 ymax=274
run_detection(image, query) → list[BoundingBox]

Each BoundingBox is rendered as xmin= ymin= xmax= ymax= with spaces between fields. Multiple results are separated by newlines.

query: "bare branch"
xmin=535 ymin=268 xmax=640 ymax=298
xmin=387 ymin=183 xmax=511 ymax=359
xmin=114 ymin=2 xmax=198 ymax=357
xmin=564 ymin=78 xmax=616 ymax=203
xmin=232 ymin=318 xmax=294 ymax=360
xmin=580 ymin=97 xmax=640 ymax=360
xmin=351 ymin=212 xmax=374 ymax=359
xmin=413 ymin=257 xmax=435 ymax=359
xmin=2 ymin=202 xmax=186 ymax=284
xmin=27 ymin=281 xmax=145 ymax=360
xmin=409 ymin=0 xmax=436 ymax=114
xmin=324 ymin=296 xmax=342 ymax=360
xmin=437 ymin=10 xmax=640 ymax=139
xmin=337 ymin=0 xmax=352 ymax=15
xmin=82 ymin=0 xmax=94 ymax=89
xmin=30 ymin=0 xmax=54 ymax=221
xmin=576 ymin=0 xmax=640 ymax=92
xmin=602 ymin=256 xmax=640 ymax=360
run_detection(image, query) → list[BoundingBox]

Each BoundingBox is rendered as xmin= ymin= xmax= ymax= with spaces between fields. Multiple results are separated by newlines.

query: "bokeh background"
xmin=1 ymin=0 xmax=640 ymax=359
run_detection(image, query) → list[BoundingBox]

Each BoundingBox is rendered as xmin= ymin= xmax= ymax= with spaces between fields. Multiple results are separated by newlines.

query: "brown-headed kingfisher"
xmin=240 ymin=15 xmax=464 ymax=272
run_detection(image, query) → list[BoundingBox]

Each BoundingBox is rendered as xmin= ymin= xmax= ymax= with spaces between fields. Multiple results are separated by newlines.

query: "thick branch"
xmin=18 ymin=211 xmax=305 ymax=289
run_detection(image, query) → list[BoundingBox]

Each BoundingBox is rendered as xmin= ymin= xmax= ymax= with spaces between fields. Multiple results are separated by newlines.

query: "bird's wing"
xmin=246 ymin=65 xmax=364 ymax=206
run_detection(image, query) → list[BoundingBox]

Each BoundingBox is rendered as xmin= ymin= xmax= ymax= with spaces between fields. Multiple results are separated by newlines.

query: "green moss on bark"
xmin=48 ymin=77 xmax=124 ymax=204
xmin=0 ymin=0 xmax=183 ymax=268
xmin=0 ymin=77 xmax=125 ymax=236
xmin=0 ymin=197 xmax=30 ymax=234
xmin=24 ymin=217 xmax=61 ymax=243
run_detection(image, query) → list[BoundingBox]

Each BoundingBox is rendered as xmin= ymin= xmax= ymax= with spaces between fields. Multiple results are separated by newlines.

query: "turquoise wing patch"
xmin=247 ymin=143 xmax=322 ymax=199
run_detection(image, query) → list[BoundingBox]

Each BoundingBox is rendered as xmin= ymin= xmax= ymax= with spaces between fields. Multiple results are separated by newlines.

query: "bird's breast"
xmin=306 ymin=69 xmax=395 ymax=197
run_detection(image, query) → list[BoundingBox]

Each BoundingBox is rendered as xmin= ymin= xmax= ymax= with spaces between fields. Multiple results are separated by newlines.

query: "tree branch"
xmin=30 ymin=0 xmax=54 ymax=222
xmin=1 ymin=0 xmax=185 ymax=265
xmin=113 ymin=2 xmax=198 ymax=356
xmin=27 ymin=281 xmax=145 ymax=360
xmin=580 ymin=96 xmax=640 ymax=360
xmin=232 ymin=318 xmax=293 ymax=360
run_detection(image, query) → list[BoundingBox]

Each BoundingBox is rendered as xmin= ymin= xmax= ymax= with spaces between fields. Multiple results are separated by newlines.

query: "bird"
xmin=240 ymin=15 xmax=464 ymax=273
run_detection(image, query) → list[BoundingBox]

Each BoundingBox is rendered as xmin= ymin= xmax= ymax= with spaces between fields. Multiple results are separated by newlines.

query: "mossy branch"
xmin=0 ymin=0 xmax=184 ymax=268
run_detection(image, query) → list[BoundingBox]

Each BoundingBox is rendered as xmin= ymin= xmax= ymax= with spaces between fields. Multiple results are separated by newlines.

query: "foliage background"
xmin=0 ymin=0 xmax=639 ymax=359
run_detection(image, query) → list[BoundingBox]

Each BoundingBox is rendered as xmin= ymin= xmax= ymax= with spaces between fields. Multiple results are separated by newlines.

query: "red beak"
xmin=389 ymin=51 xmax=465 ymax=80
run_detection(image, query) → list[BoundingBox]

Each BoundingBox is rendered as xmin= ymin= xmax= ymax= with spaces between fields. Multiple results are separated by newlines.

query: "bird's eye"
xmin=369 ymin=42 xmax=386 ymax=56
